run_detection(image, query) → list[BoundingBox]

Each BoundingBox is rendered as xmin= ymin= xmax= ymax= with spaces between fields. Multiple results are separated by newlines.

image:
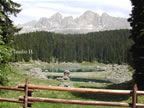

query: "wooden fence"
xmin=0 ymin=79 xmax=144 ymax=108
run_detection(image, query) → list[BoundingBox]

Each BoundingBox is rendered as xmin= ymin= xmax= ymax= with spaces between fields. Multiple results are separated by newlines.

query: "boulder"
xmin=29 ymin=68 xmax=47 ymax=79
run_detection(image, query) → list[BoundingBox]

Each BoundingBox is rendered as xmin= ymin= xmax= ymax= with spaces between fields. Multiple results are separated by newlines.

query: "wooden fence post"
xmin=24 ymin=79 xmax=28 ymax=108
xmin=27 ymin=89 xmax=33 ymax=107
xmin=132 ymin=83 xmax=138 ymax=108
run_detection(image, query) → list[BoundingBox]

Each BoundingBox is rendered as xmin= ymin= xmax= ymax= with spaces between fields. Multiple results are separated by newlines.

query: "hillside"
xmin=0 ymin=61 xmax=136 ymax=108
xmin=13 ymin=29 xmax=133 ymax=64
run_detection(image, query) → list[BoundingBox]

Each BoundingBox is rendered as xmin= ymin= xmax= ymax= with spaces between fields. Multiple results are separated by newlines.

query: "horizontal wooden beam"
xmin=0 ymin=98 xmax=23 ymax=103
xmin=0 ymin=86 xmax=33 ymax=92
xmin=18 ymin=84 xmax=144 ymax=95
xmin=0 ymin=86 xmax=24 ymax=91
xmin=19 ymin=96 xmax=131 ymax=107
xmin=0 ymin=97 xmax=34 ymax=104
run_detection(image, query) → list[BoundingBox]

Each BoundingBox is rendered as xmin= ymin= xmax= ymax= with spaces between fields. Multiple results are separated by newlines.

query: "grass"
xmin=0 ymin=62 xmax=143 ymax=108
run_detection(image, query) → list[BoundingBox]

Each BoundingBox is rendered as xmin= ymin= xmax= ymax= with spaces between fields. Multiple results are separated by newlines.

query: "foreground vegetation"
xmin=0 ymin=0 xmax=21 ymax=85
xmin=128 ymin=0 xmax=144 ymax=89
xmin=0 ymin=62 xmax=144 ymax=108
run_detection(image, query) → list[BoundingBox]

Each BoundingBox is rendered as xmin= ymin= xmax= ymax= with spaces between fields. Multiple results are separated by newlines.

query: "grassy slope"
xmin=0 ymin=62 xmax=144 ymax=108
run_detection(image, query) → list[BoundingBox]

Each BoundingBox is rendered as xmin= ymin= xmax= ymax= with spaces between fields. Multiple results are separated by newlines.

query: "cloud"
xmin=20 ymin=7 xmax=55 ymax=18
xmin=70 ymin=0 xmax=131 ymax=9
xmin=12 ymin=0 xmax=132 ymax=24
xmin=35 ymin=3 xmax=86 ymax=14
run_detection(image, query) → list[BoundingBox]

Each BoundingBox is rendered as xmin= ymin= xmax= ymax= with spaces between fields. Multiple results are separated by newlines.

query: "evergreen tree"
xmin=0 ymin=26 xmax=11 ymax=85
xmin=13 ymin=30 xmax=132 ymax=64
xmin=0 ymin=0 xmax=21 ymax=85
xmin=0 ymin=0 xmax=21 ymax=43
xmin=128 ymin=0 xmax=144 ymax=89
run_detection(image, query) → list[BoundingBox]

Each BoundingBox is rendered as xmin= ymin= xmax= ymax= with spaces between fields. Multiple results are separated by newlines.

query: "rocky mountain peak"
xmin=18 ymin=10 xmax=130 ymax=34
xmin=101 ymin=12 xmax=110 ymax=17
xmin=81 ymin=10 xmax=99 ymax=19
xmin=83 ymin=10 xmax=96 ymax=15
xmin=50 ymin=12 xmax=62 ymax=19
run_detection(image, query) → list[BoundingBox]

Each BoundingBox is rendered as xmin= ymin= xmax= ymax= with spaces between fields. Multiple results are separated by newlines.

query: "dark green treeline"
xmin=12 ymin=29 xmax=133 ymax=64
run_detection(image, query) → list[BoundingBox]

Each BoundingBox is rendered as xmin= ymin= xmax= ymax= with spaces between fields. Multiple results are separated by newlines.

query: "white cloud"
xmin=73 ymin=0 xmax=131 ymax=9
xmin=20 ymin=7 xmax=55 ymax=18
xmin=35 ymin=3 xmax=86 ymax=14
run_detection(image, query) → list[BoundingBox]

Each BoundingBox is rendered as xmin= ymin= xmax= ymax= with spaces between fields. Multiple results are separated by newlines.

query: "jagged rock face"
xmin=76 ymin=11 xmax=101 ymax=28
xmin=18 ymin=10 xmax=130 ymax=34
xmin=101 ymin=13 xmax=129 ymax=30
xmin=61 ymin=16 xmax=76 ymax=28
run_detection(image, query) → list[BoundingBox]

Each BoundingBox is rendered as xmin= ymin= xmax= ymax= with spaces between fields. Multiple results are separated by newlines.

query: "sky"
xmin=12 ymin=0 xmax=132 ymax=24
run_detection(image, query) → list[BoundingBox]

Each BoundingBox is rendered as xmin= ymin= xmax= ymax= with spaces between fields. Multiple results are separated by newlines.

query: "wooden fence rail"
xmin=18 ymin=84 xmax=144 ymax=95
xmin=0 ymin=79 xmax=144 ymax=108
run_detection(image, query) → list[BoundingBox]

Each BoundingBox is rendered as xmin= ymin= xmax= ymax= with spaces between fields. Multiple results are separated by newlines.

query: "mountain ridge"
xmin=18 ymin=10 xmax=130 ymax=34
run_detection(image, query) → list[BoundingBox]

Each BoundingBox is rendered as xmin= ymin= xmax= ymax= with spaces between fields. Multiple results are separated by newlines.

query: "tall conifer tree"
xmin=128 ymin=0 xmax=144 ymax=89
xmin=0 ymin=0 xmax=21 ymax=85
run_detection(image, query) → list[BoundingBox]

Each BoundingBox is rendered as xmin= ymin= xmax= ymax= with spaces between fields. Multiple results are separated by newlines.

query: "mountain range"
xmin=18 ymin=10 xmax=130 ymax=34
